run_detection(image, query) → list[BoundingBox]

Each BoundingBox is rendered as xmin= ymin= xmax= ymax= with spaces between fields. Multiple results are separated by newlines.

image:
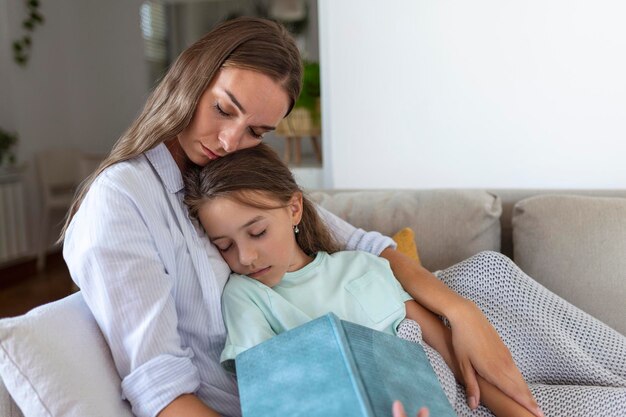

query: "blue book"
xmin=236 ymin=313 xmax=456 ymax=417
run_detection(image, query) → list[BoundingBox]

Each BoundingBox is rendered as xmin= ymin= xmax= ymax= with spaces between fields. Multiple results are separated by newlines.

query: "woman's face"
xmin=197 ymin=192 xmax=311 ymax=288
xmin=174 ymin=67 xmax=290 ymax=168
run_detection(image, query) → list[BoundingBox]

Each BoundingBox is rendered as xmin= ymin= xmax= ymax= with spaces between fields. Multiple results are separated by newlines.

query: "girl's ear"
xmin=289 ymin=192 xmax=304 ymax=225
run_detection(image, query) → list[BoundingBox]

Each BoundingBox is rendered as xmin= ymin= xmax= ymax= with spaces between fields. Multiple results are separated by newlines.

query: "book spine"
xmin=327 ymin=313 xmax=375 ymax=417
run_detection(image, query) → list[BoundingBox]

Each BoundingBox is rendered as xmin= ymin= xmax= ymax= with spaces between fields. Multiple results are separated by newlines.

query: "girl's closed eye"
xmin=214 ymin=240 xmax=232 ymax=252
xmin=250 ymin=229 xmax=266 ymax=238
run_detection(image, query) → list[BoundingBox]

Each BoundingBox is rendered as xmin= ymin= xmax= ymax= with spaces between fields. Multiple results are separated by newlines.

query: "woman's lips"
xmin=201 ymin=144 xmax=220 ymax=160
xmin=248 ymin=266 xmax=271 ymax=279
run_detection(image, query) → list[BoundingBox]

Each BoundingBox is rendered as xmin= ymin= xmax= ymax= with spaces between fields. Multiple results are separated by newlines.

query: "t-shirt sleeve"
xmin=220 ymin=275 xmax=277 ymax=373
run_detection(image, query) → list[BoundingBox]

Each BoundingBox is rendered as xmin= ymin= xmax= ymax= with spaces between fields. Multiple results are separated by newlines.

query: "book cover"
xmin=236 ymin=313 xmax=456 ymax=417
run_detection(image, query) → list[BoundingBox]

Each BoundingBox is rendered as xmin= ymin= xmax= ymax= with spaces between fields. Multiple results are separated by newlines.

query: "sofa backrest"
xmin=312 ymin=188 xmax=626 ymax=336
xmin=310 ymin=189 xmax=502 ymax=272
xmin=489 ymin=189 xmax=626 ymax=258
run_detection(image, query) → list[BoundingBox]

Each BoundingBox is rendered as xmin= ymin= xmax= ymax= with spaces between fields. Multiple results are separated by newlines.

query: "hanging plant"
xmin=12 ymin=0 xmax=45 ymax=66
xmin=0 ymin=128 xmax=18 ymax=168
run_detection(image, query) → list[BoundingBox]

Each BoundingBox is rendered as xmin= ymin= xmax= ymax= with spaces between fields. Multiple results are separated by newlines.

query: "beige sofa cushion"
xmin=513 ymin=195 xmax=626 ymax=335
xmin=310 ymin=190 xmax=502 ymax=272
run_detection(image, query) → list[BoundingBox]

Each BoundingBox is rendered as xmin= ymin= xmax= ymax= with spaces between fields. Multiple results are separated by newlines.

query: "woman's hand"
xmin=380 ymin=248 xmax=542 ymax=417
xmin=446 ymin=301 xmax=542 ymax=416
xmin=392 ymin=400 xmax=429 ymax=417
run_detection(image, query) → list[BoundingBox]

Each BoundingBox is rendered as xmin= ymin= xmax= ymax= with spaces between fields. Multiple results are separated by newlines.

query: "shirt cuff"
xmin=345 ymin=228 xmax=397 ymax=256
xmin=121 ymin=354 xmax=200 ymax=417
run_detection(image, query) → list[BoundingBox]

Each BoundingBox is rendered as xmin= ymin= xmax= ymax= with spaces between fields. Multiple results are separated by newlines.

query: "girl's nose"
xmin=238 ymin=245 xmax=257 ymax=266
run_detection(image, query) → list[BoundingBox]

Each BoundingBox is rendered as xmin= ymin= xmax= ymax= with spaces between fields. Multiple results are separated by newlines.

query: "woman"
xmin=62 ymin=17 xmax=538 ymax=417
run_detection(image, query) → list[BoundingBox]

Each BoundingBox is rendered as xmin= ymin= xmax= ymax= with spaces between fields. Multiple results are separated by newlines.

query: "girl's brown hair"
xmin=184 ymin=144 xmax=341 ymax=256
xmin=61 ymin=17 xmax=302 ymax=239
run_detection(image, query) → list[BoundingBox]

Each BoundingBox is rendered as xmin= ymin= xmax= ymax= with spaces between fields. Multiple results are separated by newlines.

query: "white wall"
xmin=0 ymin=0 xmax=148 ymax=255
xmin=319 ymin=0 xmax=626 ymax=189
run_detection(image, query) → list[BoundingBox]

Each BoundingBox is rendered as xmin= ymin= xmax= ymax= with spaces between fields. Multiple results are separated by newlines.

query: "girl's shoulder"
xmin=323 ymin=250 xmax=390 ymax=270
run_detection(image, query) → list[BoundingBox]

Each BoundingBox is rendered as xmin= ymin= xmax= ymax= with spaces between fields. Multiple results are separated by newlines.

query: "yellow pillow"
xmin=392 ymin=227 xmax=421 ymax=264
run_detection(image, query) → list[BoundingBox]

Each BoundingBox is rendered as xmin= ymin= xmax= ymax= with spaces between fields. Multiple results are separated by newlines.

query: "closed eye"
xmin=250 ymin=230 xmax=266 ymax=238
xmin=212 ymin=239 xmax=232 ymax=252
xmin=214 ymin=102 xmax=229 ymax=117
xmin=249 ymin=128 xmax=264 ymax=140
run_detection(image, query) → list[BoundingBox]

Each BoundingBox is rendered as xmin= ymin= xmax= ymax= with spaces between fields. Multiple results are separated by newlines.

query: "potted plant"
xmin=295 ymin=61 xmax=321 ymax=126
xmin=0 ymin=128 xmax=18 ymax=172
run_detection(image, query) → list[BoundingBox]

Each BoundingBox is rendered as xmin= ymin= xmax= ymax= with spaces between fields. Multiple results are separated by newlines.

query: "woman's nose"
xmin=219 ymin=126 xmax=243 ymax=153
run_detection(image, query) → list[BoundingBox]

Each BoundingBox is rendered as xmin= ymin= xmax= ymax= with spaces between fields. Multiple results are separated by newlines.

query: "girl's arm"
xmin=382 ymin=248 xmax=541 ymax=417
xmin=404 ymin=300 xmax=536 ymax=417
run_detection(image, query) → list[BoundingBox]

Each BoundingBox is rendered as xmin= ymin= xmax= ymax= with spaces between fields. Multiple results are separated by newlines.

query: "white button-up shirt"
xmin=63 ymin=143 xmax=394 ymax=417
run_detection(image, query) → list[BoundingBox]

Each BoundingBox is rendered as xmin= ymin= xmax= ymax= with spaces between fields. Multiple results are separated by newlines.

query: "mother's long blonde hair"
xmin=61 ymin=17 xmax=302 ymax=239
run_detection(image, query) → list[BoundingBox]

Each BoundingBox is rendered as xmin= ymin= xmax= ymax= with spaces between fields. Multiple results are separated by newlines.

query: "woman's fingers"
xmin=392 ymin=400 xmax=407 ymax=417
xmin=458 ymin=357 xmax=480 ymax=409
xmin=480 ymin=364 xmax=542 ymax=417
xmin=392 ymin=401 xmax=430 ymax=417
xmin=449 ymin=303 xmax=543 ymax=417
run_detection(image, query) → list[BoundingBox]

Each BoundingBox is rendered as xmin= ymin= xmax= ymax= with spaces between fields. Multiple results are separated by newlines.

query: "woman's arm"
xmin=314 ymin=205 xmax=540 ymax=415
xmin=64 ymin=177 xmax=201 ymax=417
xmin=158 ymin=394 xmax=222 ymax=417
xmin=404 ymin=300 xmax=536 ymax=417
xmin=382 ymin=248 xmax=542 ymax=417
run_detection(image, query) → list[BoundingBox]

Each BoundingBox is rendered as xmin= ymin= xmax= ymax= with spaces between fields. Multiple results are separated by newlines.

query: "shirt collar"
xmin=145 ymin=143 xmax=184 ymax=194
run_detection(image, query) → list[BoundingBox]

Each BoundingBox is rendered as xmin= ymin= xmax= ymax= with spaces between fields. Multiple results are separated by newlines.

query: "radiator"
xmin=0 ymin=174 xmax=29 ymax=263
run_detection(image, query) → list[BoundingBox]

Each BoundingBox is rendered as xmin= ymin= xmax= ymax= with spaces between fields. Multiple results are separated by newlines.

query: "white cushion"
xmin=0 ymin=293 xmax=134 ymax=417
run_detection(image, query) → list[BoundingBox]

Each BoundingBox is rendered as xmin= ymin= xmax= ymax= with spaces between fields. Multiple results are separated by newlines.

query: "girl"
xmin=184 ymin=144 xmax=626 ymax=417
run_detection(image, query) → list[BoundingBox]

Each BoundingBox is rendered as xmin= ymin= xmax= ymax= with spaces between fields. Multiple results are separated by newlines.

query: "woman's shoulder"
xmin=94 ymin=155 xmax=157 ymax=194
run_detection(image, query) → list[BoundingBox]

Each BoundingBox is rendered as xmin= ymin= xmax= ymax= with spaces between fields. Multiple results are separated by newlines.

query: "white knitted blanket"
xmin=397 ymin=251 xmax=626 ymax=417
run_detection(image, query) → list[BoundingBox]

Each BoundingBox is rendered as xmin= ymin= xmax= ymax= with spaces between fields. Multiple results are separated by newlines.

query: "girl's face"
xmin=172 ymin=67 xmax=290 ymax=169
xmin=198 ymin=192 xmax=312 ymax=288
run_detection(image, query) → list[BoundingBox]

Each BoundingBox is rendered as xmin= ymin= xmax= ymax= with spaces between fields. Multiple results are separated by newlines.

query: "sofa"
xmin=1 ymin=189 xmax=625 ymax=417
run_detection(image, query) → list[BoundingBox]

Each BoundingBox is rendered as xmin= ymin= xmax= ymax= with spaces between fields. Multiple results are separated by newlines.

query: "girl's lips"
xmin=249 ymin=266 xmax=271 ymax=278
xmin=201 ymin=144 xmax=220 ymax=160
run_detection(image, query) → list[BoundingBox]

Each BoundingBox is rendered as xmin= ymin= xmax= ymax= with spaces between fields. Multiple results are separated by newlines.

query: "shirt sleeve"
xmin=63 ymin=175 xmax=198 ymax=417
xmin=220 ymin=276 xmax=277 ymax=373
xmin=315 ymin=204 xmax=396 ymax=255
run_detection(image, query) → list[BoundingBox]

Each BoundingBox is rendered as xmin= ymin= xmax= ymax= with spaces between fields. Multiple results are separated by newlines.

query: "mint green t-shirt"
xmin=220 ymin=251 xmax=413 ymax=371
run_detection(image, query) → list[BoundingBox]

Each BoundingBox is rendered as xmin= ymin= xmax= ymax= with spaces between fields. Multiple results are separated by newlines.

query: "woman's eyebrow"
xmin=225 ymin=90 xmax=277 ymax=131
xmin=226 ymin=90 xmax=246 ymax=113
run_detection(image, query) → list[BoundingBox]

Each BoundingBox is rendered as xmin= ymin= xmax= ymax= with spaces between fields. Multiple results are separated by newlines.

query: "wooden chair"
xmin=275 ymin=107 xmax=322 ymax=165
xmin=34 ymin=150 xmax=105 ymax=271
